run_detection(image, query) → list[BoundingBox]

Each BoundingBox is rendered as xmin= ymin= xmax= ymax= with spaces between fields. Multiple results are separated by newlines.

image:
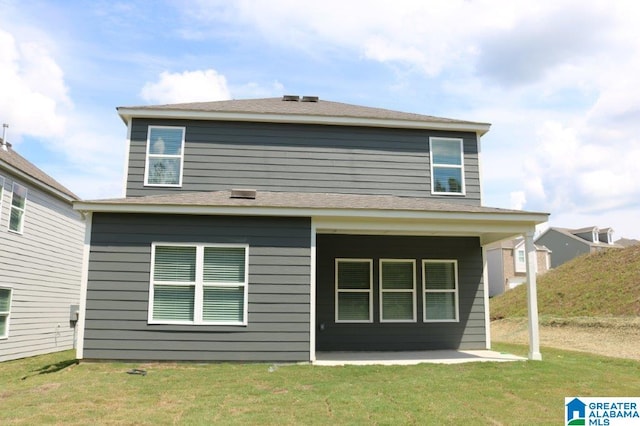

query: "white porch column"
xmin=524 ymin=231 xmax=542 ymax=360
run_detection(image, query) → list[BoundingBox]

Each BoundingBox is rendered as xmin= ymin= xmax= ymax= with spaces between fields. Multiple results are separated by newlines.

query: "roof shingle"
xmin=0 ymin=143 xmax=78 ymax=201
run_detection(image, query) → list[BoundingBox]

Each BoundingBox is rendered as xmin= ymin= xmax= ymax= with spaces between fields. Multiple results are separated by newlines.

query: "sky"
xmin=1 ymin=0 xmax=640 ymax=239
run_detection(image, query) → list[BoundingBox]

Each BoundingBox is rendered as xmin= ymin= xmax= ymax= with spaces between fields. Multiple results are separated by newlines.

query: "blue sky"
xmin=2 ymin=0 xmax=640 ymax=238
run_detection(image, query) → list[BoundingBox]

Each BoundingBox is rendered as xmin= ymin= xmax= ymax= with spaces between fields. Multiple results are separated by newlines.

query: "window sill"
xmin=431 ymin=192 xmax=466 ymax=196
xmin=148 ymin=320 xmax=247 ymax=326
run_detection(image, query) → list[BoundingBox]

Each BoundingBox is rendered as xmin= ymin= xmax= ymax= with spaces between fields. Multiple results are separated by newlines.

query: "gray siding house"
xmin=486 ymin=238 xmax=551 ymax=297
xmin=535 ymin=226 xmax=621 ymax=268
xmin=0 ymin=138 xmax=85 ymax=362
xmin=74 ymin=97 xmax=548 ymax=362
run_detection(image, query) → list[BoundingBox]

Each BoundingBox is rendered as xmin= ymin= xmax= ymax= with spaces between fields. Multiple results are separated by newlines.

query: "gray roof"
xmin=485 ymin=237 xmax=550 ymax=251
xmin=0 ymin=142 xmax=78 ymax=201
xmin=538 ymin=227 xmax=623 ymax=249
xmin=117 ymin=97 xmax=490 ymax=133
xmin=614 ymin=238 xmax=640 ymax=247
xmin=80 ymin=189 xmax=546 ymax=216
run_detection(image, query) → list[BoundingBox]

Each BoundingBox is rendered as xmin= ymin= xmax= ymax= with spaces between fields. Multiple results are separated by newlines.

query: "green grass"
xmin=491 ymin=244 xmax=640 ymax=320
xmin=1 ymin=347 xmax=638 ymax=425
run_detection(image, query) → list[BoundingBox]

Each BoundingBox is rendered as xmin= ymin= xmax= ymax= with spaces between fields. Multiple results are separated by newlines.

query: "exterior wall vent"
xmin=301 ymin=96 xmax=319 ymax=102
xmin=230 ymin=189 xmax=257 ymax=199
xmin=282 ymin=95 xmax=300 ymax=101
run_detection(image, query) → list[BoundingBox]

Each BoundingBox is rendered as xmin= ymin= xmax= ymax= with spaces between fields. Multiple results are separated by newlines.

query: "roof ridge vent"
xmin=230 ymin=189 xmax=257 ymax=199
xmin=301 ymin=96 xmax=319 ymax=102
xmin=282 ymin=95 xmax=300 ymax=101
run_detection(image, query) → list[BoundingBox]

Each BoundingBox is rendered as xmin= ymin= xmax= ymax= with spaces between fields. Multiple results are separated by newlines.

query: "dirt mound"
xmin=491 ymin=318 xmax=640 ymax=360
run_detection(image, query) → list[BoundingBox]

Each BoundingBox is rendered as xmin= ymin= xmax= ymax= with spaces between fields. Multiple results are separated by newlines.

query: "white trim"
xmin=143 ymin=126 xmax=186 ymax=187
xmin=335 ymin=258 xmax=373 ymax=323
xmin=379 ymin=259 xmax=417 ymax=323
xmin=422 ymin=259 xmax=459 ymax=323
xmin=482 ymin=246 xmax=491 ymax=349
xmin=309 ymin=220 xmax=317 ymax=362
xmin=524 ymin=232 xmax=542 ymax=360
xmin=0 ymin=175 xmax=4 ymax=224
xmin=117 ymin=108 xmax=491 ymax=135
xmin=121 ymin=117 xmax=132 ymax=197
xmin=8 ymin=182 xmax=27 ymax=234
xmin=430 ymin=137 xmax=466 ymax=196
xmin=514 ymin=248 xmax=526 ymax=273
xmin=73 ymin=201 xmax=548 ymax=226
xmin=476 ymin=132 xmax=484 ymax=205
xmin=148 ymin=243 xmax=249 ymax=326
xmin=76 ymin=212 xmax=92 ymax=359
xmin=0 ymin=286 xmax=12 ymax=339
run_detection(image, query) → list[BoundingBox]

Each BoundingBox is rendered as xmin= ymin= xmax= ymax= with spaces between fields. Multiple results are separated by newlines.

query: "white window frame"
xmin=430 ymin=137 xmax=466 ymax=196
xmin=515 ymin=248 xmax=526 ymax=273
xmin=8 ymin=182 xmax=27 ymax=234
xmin=422 ymin=259 xmax=459 ymax=323
xmin=335 ymin=258 xmax=373 ymax=323
xmin=379 ymin=259 xmax=416 ymax=323
xmin=148 ymin=243 xmax=249 ymax=326
xmin=144 ymin=126 xmax=186 ymax=187
xmin=0 ymin=287 xmax=12 ymax=339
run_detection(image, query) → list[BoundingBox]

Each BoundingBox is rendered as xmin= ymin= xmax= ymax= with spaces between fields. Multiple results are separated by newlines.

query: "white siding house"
xmin=0 ymin=139 xmax=85 ymax=362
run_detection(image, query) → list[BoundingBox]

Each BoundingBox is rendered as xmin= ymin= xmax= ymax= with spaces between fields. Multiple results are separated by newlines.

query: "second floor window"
xmin=9 ymin=183 xmax=27 ymax=234
xmin=145 ymin=126 xmax=185 ymax=187
xmin=430 ymin=137 xmax=465 ymax=195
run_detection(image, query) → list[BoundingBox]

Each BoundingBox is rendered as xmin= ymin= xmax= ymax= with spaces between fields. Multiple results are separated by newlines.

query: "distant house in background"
xmin=486 ymin=238 xmax=551 ymax=297
xmin=0 ymin=137 xmax=85 ymax=362
xmin=614 ymin=238 xmax=640 ymax=248
xmin=535 ymin=226 xmax=622 ymax=269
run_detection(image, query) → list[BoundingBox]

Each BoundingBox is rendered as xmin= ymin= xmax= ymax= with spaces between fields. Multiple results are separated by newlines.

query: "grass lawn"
xmin=1 ymin=344 xmax=638 ymax=425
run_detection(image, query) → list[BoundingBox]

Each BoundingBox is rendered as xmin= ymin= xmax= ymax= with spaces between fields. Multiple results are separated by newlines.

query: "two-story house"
xmin=1 ymin=137 xmax=85 ymax=362
xmin=535 ymin=226 xmax=622 ymax=268
xmin=74 ymin=96 xmax=548 ymax=362
xmin=486 ymin=237 xmax=551 ymax=297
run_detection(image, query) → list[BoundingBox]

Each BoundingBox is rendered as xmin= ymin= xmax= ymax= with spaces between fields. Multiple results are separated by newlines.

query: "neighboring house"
xmin=486 ymin=238 xmax=551 ymax=297
xmin=74 ymin=96 xmax=549 ymax=362
xmin=614 ymin=237 xmax=640 ymax=248
xmin=0 ymin=137 xmax=85 ymax=362
xmin=535 ymin=226 xmax=622 ymax=268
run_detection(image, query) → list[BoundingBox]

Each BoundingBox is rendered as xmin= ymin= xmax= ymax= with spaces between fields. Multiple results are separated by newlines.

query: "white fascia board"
xmin=117 ymin=108 xmax=491 ymax=135
xmin=0 ymin=160 xmax=76 ymax=204
xmin=74 ymin=201 xmax=540 ymax=246
xmin=73 ymin=201 xmax=547 ymax=229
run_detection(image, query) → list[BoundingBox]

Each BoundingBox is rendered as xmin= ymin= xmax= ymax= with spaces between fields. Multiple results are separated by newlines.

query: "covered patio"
xmin=314 ymin=350 xmax=526 ymax=366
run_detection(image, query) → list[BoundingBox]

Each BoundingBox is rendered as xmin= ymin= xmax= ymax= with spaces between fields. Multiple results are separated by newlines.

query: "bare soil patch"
xmin=491 ymin=317 xmax=640 ymax=360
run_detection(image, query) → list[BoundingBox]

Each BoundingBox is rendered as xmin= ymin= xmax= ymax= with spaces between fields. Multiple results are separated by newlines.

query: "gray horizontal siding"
xmin=535 ymin=230 xmax=591 ymax=268
xmin=0 ymin=173 xmax=84 ymax=362
xmin=83 ymin=213 xmax=311 ymax=362
xmin=316 ymin=235 xmax=486 ymax=351
xmin=126 ymin=119 xmax=480 ymax=203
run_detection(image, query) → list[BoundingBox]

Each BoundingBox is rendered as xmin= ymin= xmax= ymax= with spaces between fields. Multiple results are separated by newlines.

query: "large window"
xmin=144 ymin=126 xmax=185 ymax=186
xmin=149 ymin=244 xmax=248 ymax=325
xmin=379 ymin=260 xmax=416 ymax=322
xmin=0 ymin=287 xmax=12 ymax=339
xmin=335 ymin=259 xmax=373 ymax=323
xmin=422 ymin=260 xmax=459 ymax=322
xmin=430 ymin=137 xmax=465 ymax=195
xmin=9 ymin=183 xmax=27 ymax=233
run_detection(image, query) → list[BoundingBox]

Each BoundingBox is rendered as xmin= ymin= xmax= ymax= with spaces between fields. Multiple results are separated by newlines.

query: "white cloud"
xmin=0 ymin=29 xmax=70 ymax=139
xmin=140 ymin=69 xmax=231 ymax=104
xmin=509 ymin=191 xmax=526 ymax=210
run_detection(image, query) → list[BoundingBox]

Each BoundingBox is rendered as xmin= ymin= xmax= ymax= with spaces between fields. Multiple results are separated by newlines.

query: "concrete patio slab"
xmin=313 ymin=350 xmax=526 ymax=366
